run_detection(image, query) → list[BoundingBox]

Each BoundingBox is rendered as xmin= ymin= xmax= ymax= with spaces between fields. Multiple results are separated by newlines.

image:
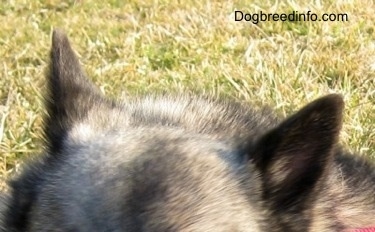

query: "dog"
xmin=1 ymin=29 xmax=374 ymax=231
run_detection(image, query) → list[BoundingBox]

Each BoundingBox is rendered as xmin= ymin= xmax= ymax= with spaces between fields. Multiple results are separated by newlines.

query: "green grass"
xmin=0 ymin=0 xmax=374 ymax=189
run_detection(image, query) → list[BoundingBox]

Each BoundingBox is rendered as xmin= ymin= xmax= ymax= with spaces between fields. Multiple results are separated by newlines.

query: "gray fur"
xmin=1 ymin=30 xmax=374 ymax=231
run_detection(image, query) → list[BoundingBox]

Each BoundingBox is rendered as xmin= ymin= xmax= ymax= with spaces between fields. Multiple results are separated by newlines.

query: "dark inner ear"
xmin=249 ymin=94 xmax=344 ymax=212
xmin=44 ymin=29 xmax=106 ymax=153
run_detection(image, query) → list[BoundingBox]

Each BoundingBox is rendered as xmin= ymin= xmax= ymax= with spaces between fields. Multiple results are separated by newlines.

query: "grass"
xmin=0 ymin=0 xmax=374 ymax=189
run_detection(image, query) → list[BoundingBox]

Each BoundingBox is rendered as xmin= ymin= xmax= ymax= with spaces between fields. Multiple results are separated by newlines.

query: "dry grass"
xmin=0 ymin=0 xmax=374 ymax=188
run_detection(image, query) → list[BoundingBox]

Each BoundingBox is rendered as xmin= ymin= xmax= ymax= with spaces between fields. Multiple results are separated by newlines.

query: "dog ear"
xmin=44 ymin=29 xmax=106 ymax=152
xmin=249 ymin=94 xmax=343 ymax=214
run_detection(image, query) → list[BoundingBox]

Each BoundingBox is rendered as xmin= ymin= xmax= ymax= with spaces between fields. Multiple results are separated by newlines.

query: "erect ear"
xmin=44 ymin=29 xmax=106 ymax=152
xmin=250 ymin=94 xmax=344 ymax=213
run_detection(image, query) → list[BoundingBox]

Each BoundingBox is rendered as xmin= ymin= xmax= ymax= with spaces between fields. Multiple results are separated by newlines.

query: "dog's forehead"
xmin=115 ymin=139 xmax=263 ymax=232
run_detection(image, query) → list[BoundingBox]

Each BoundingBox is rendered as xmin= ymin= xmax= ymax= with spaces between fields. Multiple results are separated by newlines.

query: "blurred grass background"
xmin=0 ymin=0 xmax=374 ymax=189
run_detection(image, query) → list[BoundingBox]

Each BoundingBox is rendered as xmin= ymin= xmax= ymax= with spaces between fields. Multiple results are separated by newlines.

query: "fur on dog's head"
xmin=2 ymin=29 xmax=374 ymax=232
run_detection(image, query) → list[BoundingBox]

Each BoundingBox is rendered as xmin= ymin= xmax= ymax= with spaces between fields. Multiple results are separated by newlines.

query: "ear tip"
xmin=318 ymin=94 xmax=344 ymax=113
xmin=52 ymin=29 xmax=70 ymax=49
xmin=324 ymin=93 xmax=344 ymax=103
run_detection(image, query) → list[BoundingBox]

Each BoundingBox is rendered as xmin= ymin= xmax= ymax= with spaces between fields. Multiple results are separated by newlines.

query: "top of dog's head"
xmin=8 ymin=29 xmax=373 ymax=232
xmin=39 ymin=30 xmax=349 ymax=231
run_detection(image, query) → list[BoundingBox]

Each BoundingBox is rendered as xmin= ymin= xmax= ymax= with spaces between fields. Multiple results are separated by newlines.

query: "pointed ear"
xmin=250 ymin=94 xmax=344 ymax=212
xmin=44 ymin=29 xmax=105 ymax=152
